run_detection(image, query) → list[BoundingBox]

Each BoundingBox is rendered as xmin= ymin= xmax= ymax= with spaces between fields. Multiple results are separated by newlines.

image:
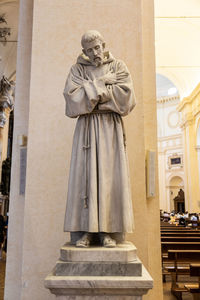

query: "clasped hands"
xmin=85 ymin=70 xmax=117 ymax=85
xmin=98 ymin=71 xmax=117 ymax=85
xmin=83 ymin=70 xmax=116 ymax=103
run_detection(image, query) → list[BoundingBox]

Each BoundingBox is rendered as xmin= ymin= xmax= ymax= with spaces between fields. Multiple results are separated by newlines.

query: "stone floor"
xmin=0 ymin=255 xmax=196 ymax=300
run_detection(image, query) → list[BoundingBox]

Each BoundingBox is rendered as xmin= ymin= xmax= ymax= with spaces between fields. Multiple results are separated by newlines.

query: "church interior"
xmin=0 ymin=0 xmax=200 ymax=299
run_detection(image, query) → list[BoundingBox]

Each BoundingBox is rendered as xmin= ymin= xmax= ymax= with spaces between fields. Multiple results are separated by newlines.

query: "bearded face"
xmin=83 ymin=39 xmax=105 ymax=67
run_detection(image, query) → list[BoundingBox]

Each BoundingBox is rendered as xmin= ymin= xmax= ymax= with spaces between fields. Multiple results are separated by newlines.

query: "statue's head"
xmin=81 ymin=30 xmax=105 ymax=66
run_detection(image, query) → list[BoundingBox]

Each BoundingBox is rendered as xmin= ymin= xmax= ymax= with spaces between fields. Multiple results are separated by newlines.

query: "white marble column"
xmin=4 ymin=0 xmax=33 ymax=299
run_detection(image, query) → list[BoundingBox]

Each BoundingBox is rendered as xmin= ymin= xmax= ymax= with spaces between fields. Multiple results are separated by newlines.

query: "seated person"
xmin=170 ymin=214 xmax=176 ymax=224
xmin=191 ymin=215 xmax=198 ymax=221
xmin=179 ymin=216 xmax=186 ymax=226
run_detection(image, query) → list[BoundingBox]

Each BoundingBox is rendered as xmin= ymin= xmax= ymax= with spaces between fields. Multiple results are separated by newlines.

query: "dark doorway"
xmin=174 ymin=189 xmax=185 ymax=213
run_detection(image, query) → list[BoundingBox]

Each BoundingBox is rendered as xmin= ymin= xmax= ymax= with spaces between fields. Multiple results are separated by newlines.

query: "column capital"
xmin=180 ymin=112 xmax=194 ymax=129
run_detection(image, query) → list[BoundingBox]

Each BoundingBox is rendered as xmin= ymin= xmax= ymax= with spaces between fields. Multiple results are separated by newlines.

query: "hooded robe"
xmin=63 ymin=52 xmax=136 ymax=233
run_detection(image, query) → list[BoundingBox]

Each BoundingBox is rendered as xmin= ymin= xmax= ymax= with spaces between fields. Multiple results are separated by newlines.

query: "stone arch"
xmin=156 ymin=73 xmax=179 ymax=99
xmin=156 ymin=70 xmax=185 ymax=99
xmin=168 ymin=175 xmax=184 ymax=212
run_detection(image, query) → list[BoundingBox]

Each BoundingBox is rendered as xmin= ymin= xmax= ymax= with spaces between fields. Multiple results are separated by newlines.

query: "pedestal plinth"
xmin=44 ymin=242 xmax=153 ymax=299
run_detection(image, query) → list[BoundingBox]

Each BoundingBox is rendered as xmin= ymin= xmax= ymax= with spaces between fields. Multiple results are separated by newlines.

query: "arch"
xmin=168 ymin=176 xmax=185 ymax=212
xmin=156 ymin=69 xmax=187 ymax=99
xmin=156 ymin=73 xmax=179 ymax=98
xmin=167 ymin=173 xmax=184 ymax=187
xmin=169 ymin=176 xmax=183 ymax=187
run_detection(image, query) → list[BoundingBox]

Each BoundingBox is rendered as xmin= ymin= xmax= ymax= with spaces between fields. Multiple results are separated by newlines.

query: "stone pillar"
xmin=4 ymin=0 xmax=33 ymax=299
xmin=4 ymin=1 xmax=162 ymax=299
xmin=141 ymin=1 xmax=163 ymax=298
xmin=178 ymin=83 xmax=200 ymax=213
xmin=185 ymin=120 xmax=200 ymax=212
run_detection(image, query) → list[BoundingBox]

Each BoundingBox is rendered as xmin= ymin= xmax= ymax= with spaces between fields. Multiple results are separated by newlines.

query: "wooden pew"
xmin=161 ymin=227 xmax=200 ymax=231
xmin=167 ymin=250 xmax=200 ymax=300
xmin=161 ymin=227 xmax=189 ymax=231
xmin=161 ymin=228 xmax=200 ymax=284
xmin=161 ymin=223 xmax=181 ymax=227
xmin=161 ymin=232 xmax=200 ymax=237
xmin=162 ymin=230 xmax=200 ymax=233
xmin=161 ymin=242 xmax=200 ymax=284
xmin=161 ymin=226 xmax=198 ymax=230
xmin=185 ymin=264 xmax=200 ymax=299
xmin=161 ymin=221 xmax=200 ymax=229
xmin=162 ymin=236 xmax=200 ymax=242
xmin=160 ymin=224 xmax=200 ymax=284
xmin=162 ymin=242 xmax=200 ymax=252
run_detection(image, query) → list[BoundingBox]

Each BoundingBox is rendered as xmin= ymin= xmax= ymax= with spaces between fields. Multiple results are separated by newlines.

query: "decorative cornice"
xmin=157 ymin=95 xmax=180 ymax=104
xmin=158 ymin=133 xmax=182 ymax=142
xmin=178 ymin=82 xmax=200 ymax=112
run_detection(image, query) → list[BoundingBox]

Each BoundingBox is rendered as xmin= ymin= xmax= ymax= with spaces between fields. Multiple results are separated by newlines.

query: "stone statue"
xmin=63 ymin=30 xmax=136 ymax=248
xmin=0 ymin=76 xmax=15 ymax=128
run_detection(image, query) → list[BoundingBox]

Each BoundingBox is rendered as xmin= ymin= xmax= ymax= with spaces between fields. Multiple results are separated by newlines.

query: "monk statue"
xmin=63 ymin=30 xmax=136 ymax=248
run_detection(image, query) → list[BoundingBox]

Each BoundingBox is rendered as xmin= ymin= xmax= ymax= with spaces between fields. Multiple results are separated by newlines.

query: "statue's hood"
xmin=77 ymin=51 xmax=114 ymax=66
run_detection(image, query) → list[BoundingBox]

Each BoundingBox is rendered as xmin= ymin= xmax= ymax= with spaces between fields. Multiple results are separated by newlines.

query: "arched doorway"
xmin=169 ymin=176 xmax=184 ymax=212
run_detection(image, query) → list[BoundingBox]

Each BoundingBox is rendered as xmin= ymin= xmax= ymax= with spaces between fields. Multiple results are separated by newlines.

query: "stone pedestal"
xmin=44 ymin=242 xmax=153 ymax=299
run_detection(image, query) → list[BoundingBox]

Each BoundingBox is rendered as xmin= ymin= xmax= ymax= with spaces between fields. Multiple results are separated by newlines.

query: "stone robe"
xmin=63 ymin=52 xmax=136 ymax=233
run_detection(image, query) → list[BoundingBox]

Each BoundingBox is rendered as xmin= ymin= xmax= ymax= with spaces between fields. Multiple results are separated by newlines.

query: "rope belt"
xmin=81 ymin=109 xmax=115 ymax=116
xmin=80 ymin=110 xmax=126 ymax=209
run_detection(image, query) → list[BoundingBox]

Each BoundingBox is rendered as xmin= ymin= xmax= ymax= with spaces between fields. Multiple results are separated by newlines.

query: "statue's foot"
xmin=102 ymin=234 xmax=116 ymax=248
xmin=76 ymin=233 xmax=91 ymax=248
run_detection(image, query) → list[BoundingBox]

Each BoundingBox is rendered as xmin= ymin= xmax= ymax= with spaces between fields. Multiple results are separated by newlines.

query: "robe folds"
xmin=63 ymin=52 xmax=136 ymax=233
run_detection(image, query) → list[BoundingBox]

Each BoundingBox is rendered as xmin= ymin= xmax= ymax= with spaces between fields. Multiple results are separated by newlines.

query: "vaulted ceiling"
xmin=155 ymin=0 xmax=200 ymax=99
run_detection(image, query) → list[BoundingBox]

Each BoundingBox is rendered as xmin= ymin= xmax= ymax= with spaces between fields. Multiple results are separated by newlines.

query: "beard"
xmin=93 ymin=57 xmax=103 ymax=67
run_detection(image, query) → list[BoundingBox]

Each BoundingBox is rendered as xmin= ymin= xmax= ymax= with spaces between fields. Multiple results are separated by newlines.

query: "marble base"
xmin=45 ymin=242 xmax=153 ymax=299
xmin=55 ymin=259 xmax=142 ymax=276
xmin=60 ymin=242 xmax=137 ymax=262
